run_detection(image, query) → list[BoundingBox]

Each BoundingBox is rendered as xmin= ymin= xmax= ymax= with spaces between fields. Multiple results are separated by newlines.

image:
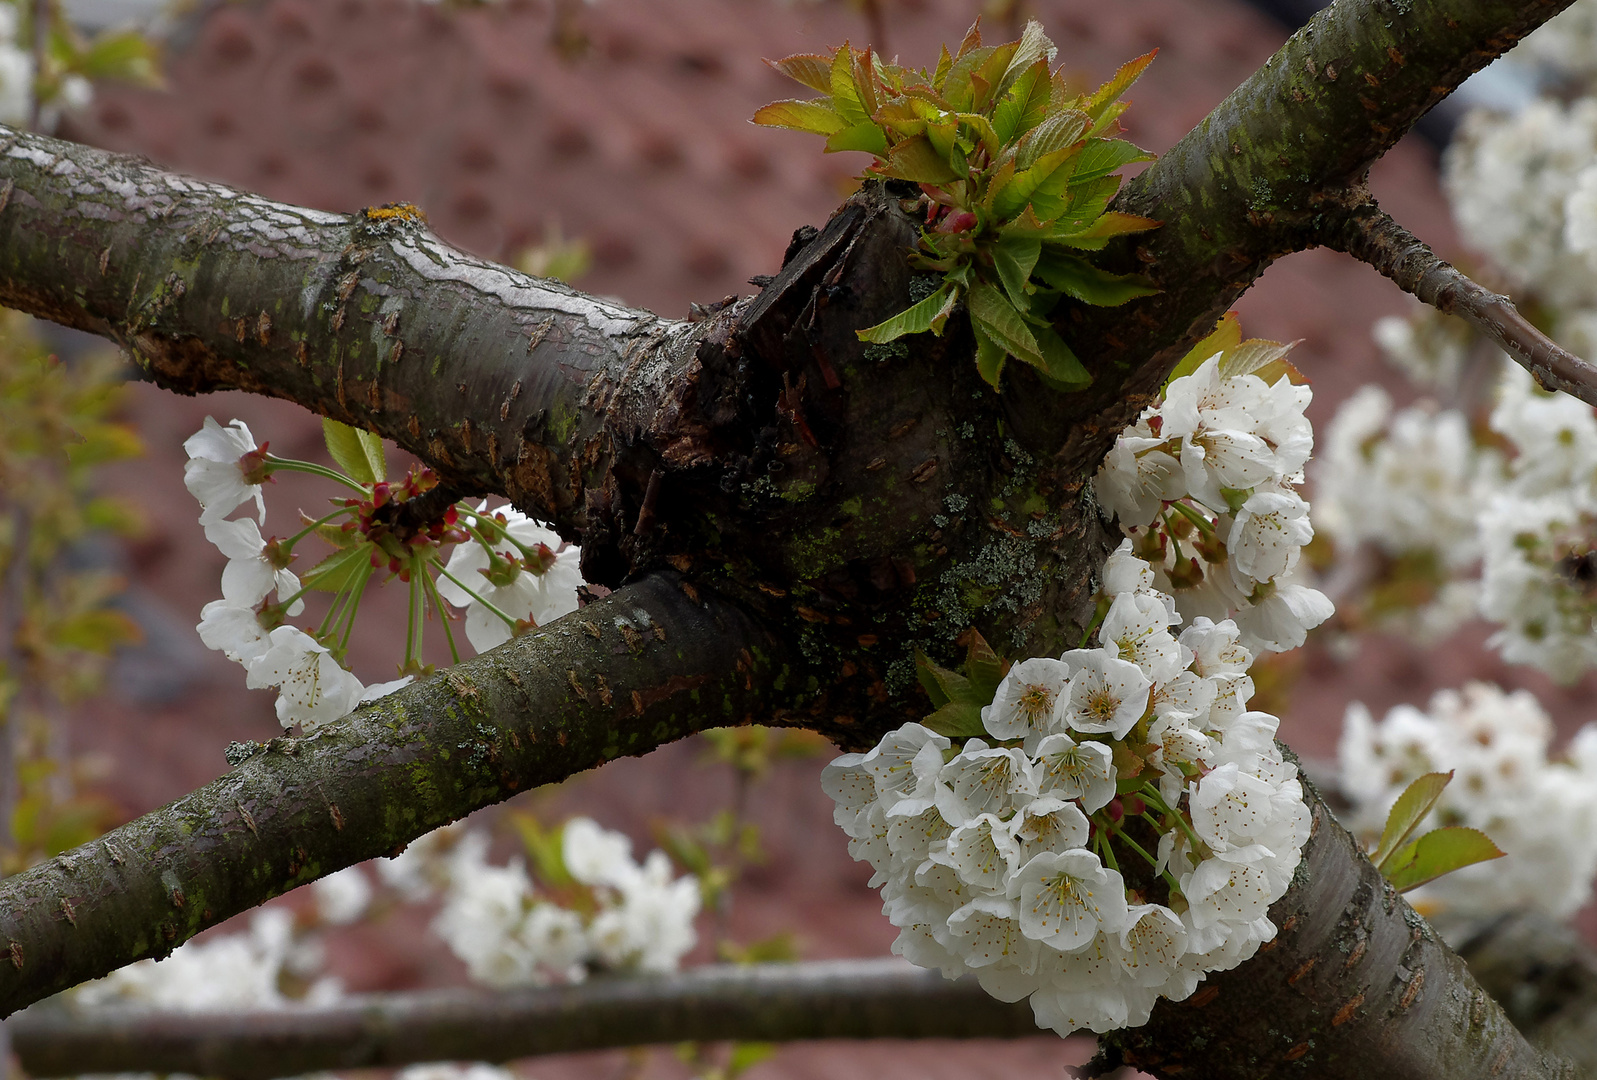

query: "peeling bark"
xmin=0 ymin=574 xmax=788 ymax=1016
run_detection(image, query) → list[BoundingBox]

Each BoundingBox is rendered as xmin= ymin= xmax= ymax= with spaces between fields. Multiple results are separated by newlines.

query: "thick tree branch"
xmin=11 ymin=959 xmax=1038 ymax=1079
xmin=0 ymin=573 xmax=789 ymax=1018
xmin=1103 ymin=787 xmax=1575 ymax=1080
xmin=1321 ymin=197 xmax=1597 ymax=404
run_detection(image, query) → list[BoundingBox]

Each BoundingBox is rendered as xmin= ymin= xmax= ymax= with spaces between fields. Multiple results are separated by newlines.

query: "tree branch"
xmin=11 ymin=959 xmax=1038 ymax=1079
xmin=1015 ymin=0 xmax=1581 ymax=466
xmin=0 ymin=573 xmax=790 ymax=1019
xmin=1103 ymin=783 xmax=1575 ymax=1080
xmin=1321 ymin=197 xmax=1597 ymax=404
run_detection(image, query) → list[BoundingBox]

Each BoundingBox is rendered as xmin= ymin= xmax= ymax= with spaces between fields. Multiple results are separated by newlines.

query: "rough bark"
xmin=11 ymin=959 xmax=1038 ymax=1079
xmin=0 ymin=573 xmax=788 ymax=1016
xmin=1103 ymin=792 xmax=1576 ymax=1079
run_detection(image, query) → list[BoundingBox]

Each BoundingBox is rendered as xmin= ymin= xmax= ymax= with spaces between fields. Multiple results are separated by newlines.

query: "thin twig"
xmin=12 ymin=960 xmax=1040 ymax=1080
xmin=1323 ymin=195 xmax=1597 ymax=407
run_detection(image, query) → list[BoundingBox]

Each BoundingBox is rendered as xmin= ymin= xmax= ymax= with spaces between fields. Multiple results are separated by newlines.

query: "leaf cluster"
xmin=915 ymin=627 xmax=1010 ymax=737
xmin=754 ymin=20 xmax=1160 ymax=389
xmin=1372 ymin=771 xmax=1505 ymax=894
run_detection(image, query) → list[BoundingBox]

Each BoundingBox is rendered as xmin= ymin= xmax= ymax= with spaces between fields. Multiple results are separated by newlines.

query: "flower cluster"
xmin=824 ymin=545 xmax=1308 ymax=1035
xmin=1093 ymin=327 xmax=1332 ymax=654
xmin=424 ymin=817 xmax=702 ymax=987
xmin=183 ymin=416 xmax=584 ymax=730
xmin=1339 ymin=682 xmax=1597 ymax=926
xmin=75 ymin=908 xmax=340 ymax=1010
xmin=1315 ymin=360 xmax=1597 ymax=681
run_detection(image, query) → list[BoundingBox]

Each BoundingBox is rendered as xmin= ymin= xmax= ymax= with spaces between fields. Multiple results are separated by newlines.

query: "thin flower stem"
xmin=1140 ymin=783 xmax=1206 ymax=852
xmin=264 ymin=456 xmax=370 ymax=494
xmin=282 ymin=508 xmax=353 ymax=551
xmin=435 ymin=564 xmax=520 ymax=630
xmin=420 ymin=564 xmax=462 ymax=666
xmin=1169 ymin=499 xmax=1215 ymax=534
xmin=1077 ymin=605 xmax=1106 ymax=648
xmin=406 ymin=571 xmax=425 ymax=666
xmin=337 ymin=563 xmax=374 ymax=653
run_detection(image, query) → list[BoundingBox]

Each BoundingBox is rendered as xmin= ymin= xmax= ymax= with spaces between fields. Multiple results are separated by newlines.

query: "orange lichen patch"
xmin=363 ymin=202 xmax=428 ymax=223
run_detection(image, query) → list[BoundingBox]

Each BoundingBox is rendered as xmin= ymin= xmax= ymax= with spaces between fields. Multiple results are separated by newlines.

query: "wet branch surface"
xmin=1322 ymin=197 xmax=1597 ymax=404
xmin=12 ymin=959 xmax=1038 ymax=1079
xmin=0 ymin=574 xmax=789 ymax=1017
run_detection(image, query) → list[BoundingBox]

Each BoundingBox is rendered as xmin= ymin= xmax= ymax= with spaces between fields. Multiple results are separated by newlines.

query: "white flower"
xmin=1181 ymin=855 xmax=1274 ymax=930
xmin=1113 ymin=904 xmax=1188 ymax=988
xmin=1032 ymin=733 xmax=1116 ymax=812
xmin=563 ymin=817 xmax=636 ymax=889
xmin=1233 ymin=579 xmax=1333 ymax=654
xmin=197 ymin=600 xmax=270 ymax=665
xmin=437 ymin=503 xmax=584 ymax=652
xmin=936 ymin=813 xmax=1020 ymax=891
xmin=821 ymin=750 xmax=880 ymax=834
xmin=76 ymin=909 xmax=308 ymax=1010
xmin=184 ymin=417 xmax=266 ymax=526
xmin=864 ymin=723 xmax=950 ymax=810
xmin=935 ymin=742 xmax=1037 ymax=826
xmin=399 ymin=1065 xmax=518 ymax=1080
xmin=983 ymin=658 xmax=1072 ymax=741
xmin=1227 ymin=489 xmax=1312 ymax=589
xmin=590 ymin=850 xmax=700 ymax=974
xmin=360 ymin=675 xmax=415 ymax=703
xmin=1011 ymin=849 xmax=1130 ymax=951
xmin=947 ymin=897 xmax=1039 ymax=971
xmin=1100 ymin=592 xmax=1184 ymax=683
xmin=1055 ymin=650 xmax=1151 ymax=739
xmin=204 ymin=519 xmax=304 ymax=612
xmin=245 ymin=626 xmax=366 ymax=731
xmin=1096 ymin=437 xmax=1184 ymax=528
xmin=312 ymin=866 xmax=373 ymax=925
xmin=1007 ymin=797 xmax=1090 ymax=865
xmin=1101 ymin=539 xmax=1156 ymax=595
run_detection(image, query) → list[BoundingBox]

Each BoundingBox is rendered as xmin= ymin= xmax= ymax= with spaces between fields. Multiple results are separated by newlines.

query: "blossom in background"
xmin=437 ymin=503 xmax=584 ymax=652
xmin=312 ymin=866 xmax=374 ymax=926
xmin=1339 ymin=683 xmax=1597 ymax=928
xmin=183 ymin=416 xmax=268 ymax=526
xmin=826 ymin=544 xmax=1309 ymax=1035
xmin=75 ymin=909 xmax=340 ymax=1010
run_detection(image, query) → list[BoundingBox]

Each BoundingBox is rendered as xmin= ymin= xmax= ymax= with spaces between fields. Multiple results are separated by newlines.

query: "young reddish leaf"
xmin=992 ymin=145 xmax=1076 ymax=221
xmin=1218 ymin=338 xmax=1297 ymax=381
xmin=1086 ymin=100 xmax=1131 ymax=140
xmin=958 ymin=627 xmax=1010 ymax=698
xmin=1385 ymin=827 xmax=1506 ymax=893
xmin=1084 ymin=50 xmax=1157 ymax=123
xmin=999 ymin=20 xmax=1056 ymax=96
xmin=1032 ymin=250 xmax=1158 ymax=307
xmin=882 ymin=134 xmax=963 ymax=183
xmin=765 ymin=52 xmax=834 ymax=95
xmin=752 ymin=99 xmax=847 ymax=137
xmin=954 ymin=18 xmax=983 ymax=59
xmin=1374 ymin=771 xmax=1454 ymax=871
xmin=852 ymin=47 xmax=881 ymax=118
xmin=856 ymin=281 xmax=960 ymax=342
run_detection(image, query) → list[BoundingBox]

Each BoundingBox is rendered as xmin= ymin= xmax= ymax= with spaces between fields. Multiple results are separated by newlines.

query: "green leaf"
xmin=857 ymin=281 xmax=960 ymax=343
xmin=825 ymin=121 xmax=889 ymax=156
xmin=923 ymin=700 xmax=987 ymax=738
xmin=301 ymin=544 xmax=372 ymax=593
xmin=752 ymin=99 xmax=847 ymax=137
xmin=830 ymin=47 xmax=871 ymax=127
xmin=765 ymin=53 xmax=834 ymax=95
xmin=1043 ymin=210 xmax=1161 ymax=250
xmin=992 ymin=235 xmax=1041 ymax=309
xmin=881 ymin=134 xmax=963 ymax=183
xmin=1373 ymin=771 xmax=1453 ymax=871
xmin=1033 ymin=327 xmax=1093 ymax=389
xmin=968 ymin=279 xmax=1045 ymax=370
xmin=991 ymin=60 xmax=1050 ymax=145
xmin=998 ymin=21 xmax=1055 ymax=97
xmin=973 ymin=321 xmax=1006 ymax=389
xmin=1032 ymin=250 xmax=1158 ymax=307
xmin=52 ymin=609 xmax=142 ymax=653
xmin=958 ymin=628 xmax=1009 ymax=699
xmin=73 ymin=30 xmax=160 ymax=85
xmin=991 ymin=145 xmax=1077 ymax=221
xmin=915 ymin=648 xmax=953 ymax=707
xmin=1218 ymin=338 xmax=1299 ymax=383
xmin=1016 ymin=110 xmax=1089 ymax=170
xmin=322 ymin=418 xmax=387 ymax=483
xmin=1072 ymin=138 xmax=1155 ymax=184
xmin=728 ymin=1042 xmax=778 ymax=1077
xmin=1164 ymin=312 xmax=1243 ymax=387
xmin=1384 ymin=827 xmax=1506 ymax=893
